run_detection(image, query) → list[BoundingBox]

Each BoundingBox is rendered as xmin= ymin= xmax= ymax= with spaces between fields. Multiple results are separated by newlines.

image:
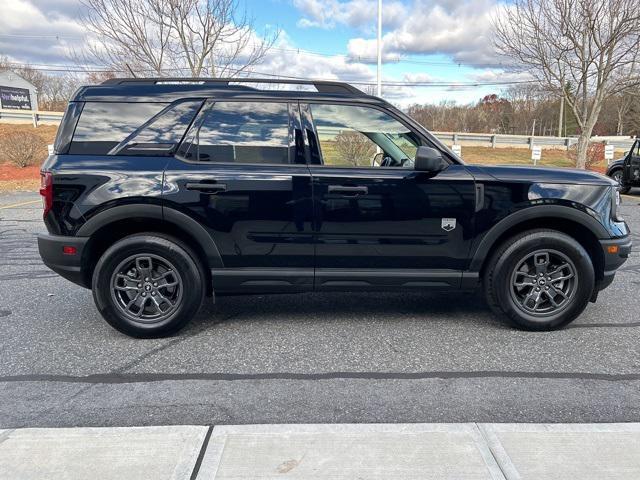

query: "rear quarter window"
xmin=68 ymin=101 xmax=202 ymax=155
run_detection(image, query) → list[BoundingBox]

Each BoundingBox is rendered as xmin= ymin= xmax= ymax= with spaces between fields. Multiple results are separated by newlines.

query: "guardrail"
xmin=432 ymin=131 xmax=636 ymax=150
xmin=0 ymin=109 xmax=636 ymax=150
xmin=0 ymin=109 xmax=64 ymax=126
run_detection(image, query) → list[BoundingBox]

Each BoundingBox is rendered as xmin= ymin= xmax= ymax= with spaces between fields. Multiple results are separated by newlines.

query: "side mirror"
xmin=414 ymin=146 xmax=444 ymax=172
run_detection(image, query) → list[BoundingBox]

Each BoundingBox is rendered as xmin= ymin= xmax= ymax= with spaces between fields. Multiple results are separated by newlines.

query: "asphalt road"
xmin=1 ymin=190 xmax=639 ymax=428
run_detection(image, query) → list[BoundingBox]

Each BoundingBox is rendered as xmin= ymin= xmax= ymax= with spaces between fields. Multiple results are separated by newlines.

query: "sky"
xmin=0 ymin=0 xmax=528 ymax=107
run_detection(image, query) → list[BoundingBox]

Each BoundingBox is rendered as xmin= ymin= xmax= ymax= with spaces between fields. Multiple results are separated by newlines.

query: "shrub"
xmin=0 ymin=131 xmax=47 ymax=168
xmin=568 ymin=142 xmax=605 ymax=170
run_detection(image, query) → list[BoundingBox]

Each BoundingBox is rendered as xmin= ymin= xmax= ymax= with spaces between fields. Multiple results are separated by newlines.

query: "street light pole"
xmin=377 ymin=0 xmax=382 ymax=97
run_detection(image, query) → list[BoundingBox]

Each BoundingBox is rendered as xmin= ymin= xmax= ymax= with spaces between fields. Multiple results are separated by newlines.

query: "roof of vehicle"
xmin=71 ymin=77 xmax=387 ymax=105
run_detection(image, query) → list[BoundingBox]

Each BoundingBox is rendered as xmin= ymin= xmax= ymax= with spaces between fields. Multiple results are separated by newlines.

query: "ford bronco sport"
xmin=38 ymin=78 xmax=631 ymax=337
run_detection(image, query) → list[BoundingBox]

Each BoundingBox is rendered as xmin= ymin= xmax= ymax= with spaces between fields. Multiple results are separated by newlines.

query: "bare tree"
xmin=611 ymin=89 xmax=638 ymax=135
xmin=335 ymin=131 xmax=377 ymax=166
xmin=79 ymin=0 xmax=278 ymax=77
xmin=494 ymin=0 xmax=640 ymax=168
xmin=80 ymin=0 xmax=171 ymax=75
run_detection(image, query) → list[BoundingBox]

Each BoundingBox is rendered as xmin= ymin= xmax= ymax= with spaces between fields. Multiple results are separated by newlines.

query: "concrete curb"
xmin=1 ymin=423 xmax=640 ymax=479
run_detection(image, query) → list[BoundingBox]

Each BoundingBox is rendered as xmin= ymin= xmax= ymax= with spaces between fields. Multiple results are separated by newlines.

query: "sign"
xmin=451 ymin=144 xmax=462 ymax=157
xmin=604 ymin=144 xmax=615 ymax=162
xmin=531 ymin=145 xmax=542 ymax=164
xmin=0 ymin=86 xmax=32 ymax=110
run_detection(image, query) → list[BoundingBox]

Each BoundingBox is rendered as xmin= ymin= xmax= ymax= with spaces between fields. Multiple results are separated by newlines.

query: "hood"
xmin=472 ymin=164 xmax=615 ymax=186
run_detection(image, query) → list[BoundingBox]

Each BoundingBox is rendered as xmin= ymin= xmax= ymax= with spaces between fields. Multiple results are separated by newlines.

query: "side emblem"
xmin=441 ymin=218 xmax=456 ymax=232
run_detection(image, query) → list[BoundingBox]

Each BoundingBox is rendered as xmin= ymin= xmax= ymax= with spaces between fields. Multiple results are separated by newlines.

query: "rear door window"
xmin=177 ymin=101 xmax=293 ymax=164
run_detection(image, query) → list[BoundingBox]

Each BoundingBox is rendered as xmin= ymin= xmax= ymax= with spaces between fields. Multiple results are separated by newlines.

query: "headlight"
xmin=611 ymin=187 xmax=622 ymax=221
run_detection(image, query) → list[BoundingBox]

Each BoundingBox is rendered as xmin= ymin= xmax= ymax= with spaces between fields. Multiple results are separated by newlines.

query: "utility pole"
xmin=558 ymin=94 xmax=564 ymax=137
xmin=376 ymin=0 xmax=382 ymax=97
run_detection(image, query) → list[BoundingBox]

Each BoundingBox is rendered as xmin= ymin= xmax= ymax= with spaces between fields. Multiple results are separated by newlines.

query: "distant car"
xmin=607 ymin=139 xmax=640 ymax=194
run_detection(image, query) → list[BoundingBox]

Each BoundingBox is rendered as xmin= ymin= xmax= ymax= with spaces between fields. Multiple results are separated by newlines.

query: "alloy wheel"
xmin=110 ymin=254 xmax=183 ymax=323
xmin=509 ymin=249 xmax=577 ymax=316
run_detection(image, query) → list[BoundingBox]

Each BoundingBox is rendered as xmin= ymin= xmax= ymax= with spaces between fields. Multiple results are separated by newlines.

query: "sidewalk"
xmin=1 ymin=423 xmax=640 ymax=479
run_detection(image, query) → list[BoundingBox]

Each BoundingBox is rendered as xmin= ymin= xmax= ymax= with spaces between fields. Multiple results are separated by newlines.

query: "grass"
xmin=319 ymin=140 xmax=619 ymax=172
xmin=460 ymin=146 xmax=578 ymax=167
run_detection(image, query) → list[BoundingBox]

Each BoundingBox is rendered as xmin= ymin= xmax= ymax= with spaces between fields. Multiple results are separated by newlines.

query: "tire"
xmin=610 ymin=169 xmax=631 ymax=194
xmin=484 ymin=229 xmax=594 ymax=331
xmin=92 ymin=234 xmax=205 ymax=338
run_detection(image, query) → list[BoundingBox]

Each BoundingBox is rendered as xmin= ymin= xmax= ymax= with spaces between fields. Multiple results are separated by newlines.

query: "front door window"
xmin=309 ymin=104 xmax=422 ymax=168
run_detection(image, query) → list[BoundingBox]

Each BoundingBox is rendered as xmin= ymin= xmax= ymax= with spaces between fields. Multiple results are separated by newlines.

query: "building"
xmin=0 ymin=69 xmax=38 ymax=111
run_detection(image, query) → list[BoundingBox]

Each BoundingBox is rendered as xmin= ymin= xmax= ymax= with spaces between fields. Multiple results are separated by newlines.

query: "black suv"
xmin=38 ymin=78 xmax=631 ymax=337
xmin=606 ymin=138 xmax=640 ymax=194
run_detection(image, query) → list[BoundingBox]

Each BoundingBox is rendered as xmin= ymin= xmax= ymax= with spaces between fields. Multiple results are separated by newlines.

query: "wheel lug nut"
xmin=153 ymin=283 xmax=157 ymax=287
xmin=137 ymin=283 xmax=142 ymax=288
xmin=151 ymin=292 xmax=156 ymax=296
xmin=142 ymin=292 xmax=146 ymax=296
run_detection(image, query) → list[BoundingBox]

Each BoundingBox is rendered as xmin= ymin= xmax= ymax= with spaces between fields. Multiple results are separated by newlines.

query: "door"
xmin=623 ymin=139 xmax=640 ymax=186
xmin=163 ymin=100 xmax=314 ymax=293
xmin=302 ymin=102 xmax=476 ymax=290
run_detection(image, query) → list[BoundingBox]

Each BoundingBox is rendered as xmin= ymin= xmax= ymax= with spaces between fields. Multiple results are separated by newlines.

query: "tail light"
xmin=39 ymin=171 xmax=53 ymax=218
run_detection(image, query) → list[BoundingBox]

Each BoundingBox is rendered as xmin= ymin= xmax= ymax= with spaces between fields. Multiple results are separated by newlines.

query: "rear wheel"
xmin=610 ymin=169 xmax=630 ymax=194
xmin=92 ymin=234 xmax=205 ymax=338
xmin=484 ymin=229 xmax=594 ymax=330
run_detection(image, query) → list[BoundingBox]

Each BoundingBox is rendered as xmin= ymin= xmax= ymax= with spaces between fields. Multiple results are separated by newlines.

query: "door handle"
xmin=327 ymin=185 xmax=368 ymax=196
xmin=185 ymin=182 xmax=227 ymax=193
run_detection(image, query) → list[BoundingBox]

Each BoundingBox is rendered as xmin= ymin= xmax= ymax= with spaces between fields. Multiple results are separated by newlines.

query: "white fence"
xmin=0 ymin=109 xmax=64 ymax=126
xmin=432 ymin=131 xmax=636 ymax=150
xmin=0 ymin=109 xmax=635 ymax=150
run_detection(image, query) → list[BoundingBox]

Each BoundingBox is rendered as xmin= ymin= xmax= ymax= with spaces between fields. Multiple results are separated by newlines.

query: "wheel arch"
xmin=472 ymin=206 xmax=606 ymax=282
xmin=77 ymin=205 xmax=222 ymax=292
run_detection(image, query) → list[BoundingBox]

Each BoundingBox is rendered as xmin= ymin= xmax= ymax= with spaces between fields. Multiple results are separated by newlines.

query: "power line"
xmin=268 ymin=46 xmax=515 ymax=68
xmin=0 ymin=33 xmax=82 ymax=39
xmin=3 ymin=61 xmax=534 ymax=88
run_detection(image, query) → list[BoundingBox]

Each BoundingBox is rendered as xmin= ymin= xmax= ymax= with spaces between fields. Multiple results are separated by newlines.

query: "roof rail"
xmin=100 ymin=77 xmax=364 ymax=95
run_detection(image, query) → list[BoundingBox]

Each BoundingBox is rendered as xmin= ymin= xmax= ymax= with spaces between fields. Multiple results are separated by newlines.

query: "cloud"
xmin=0 ymin=0 xmax=84 ymax=64
xmin=0 ymin=0 xmax=515 ymax=107
xmin=466 ymin=69 xmax=532 ymax=84
xmin=293 ymin=0 xmax=407 ymax=30
xmin=403 ymin=72 xmax=437 ymax=83
xmin=345 ymin=0 xmax=506 ymax=68
xmin=256 ymin=33 xmax=375 ymax=84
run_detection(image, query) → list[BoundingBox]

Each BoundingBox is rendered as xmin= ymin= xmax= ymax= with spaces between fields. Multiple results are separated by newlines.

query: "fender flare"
xmin=469 ymin=205 xmax=608 ymax=272
xmin=76 ymin=204 xmax=223 ymax=268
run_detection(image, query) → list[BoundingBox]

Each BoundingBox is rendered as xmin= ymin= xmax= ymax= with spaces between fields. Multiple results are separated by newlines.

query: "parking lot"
xmin=1 ymin=190 xmax=639 ymax=429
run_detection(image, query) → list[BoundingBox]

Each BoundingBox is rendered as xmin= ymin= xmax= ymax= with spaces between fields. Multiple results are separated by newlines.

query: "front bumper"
xmin=37 ymin=234 xmax=90 ymax=288
xmin=597 ymin=235 xmax=632 ymax=291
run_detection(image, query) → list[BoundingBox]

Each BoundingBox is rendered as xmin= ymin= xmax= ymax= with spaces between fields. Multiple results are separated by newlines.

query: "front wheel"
xmin=484 ymin=229 xmax=594 ymax=330
xmin=92 ymin=234 xmax=205 ymax=338
xmin=610 ymin=169 xmax=631 ymax=194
